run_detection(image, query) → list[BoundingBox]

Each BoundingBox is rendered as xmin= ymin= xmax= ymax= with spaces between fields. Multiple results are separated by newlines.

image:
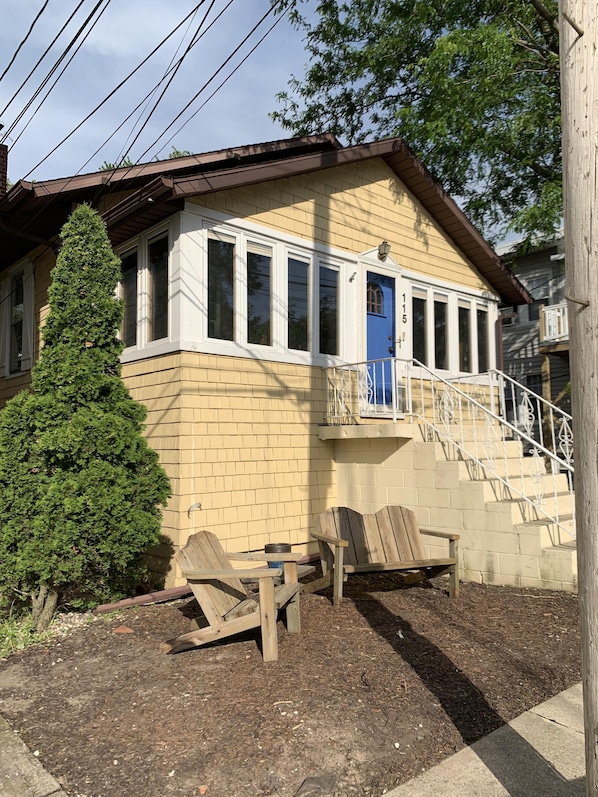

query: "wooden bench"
xmin=304 ymin=505 xmax=459 ymax=605
xmin=160 ymin=531 xmax=302 ymax=661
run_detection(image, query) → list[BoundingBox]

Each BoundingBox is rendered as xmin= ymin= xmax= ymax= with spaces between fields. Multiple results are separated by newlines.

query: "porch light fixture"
xmin=377 ymin=241 xmax=391 ymax=261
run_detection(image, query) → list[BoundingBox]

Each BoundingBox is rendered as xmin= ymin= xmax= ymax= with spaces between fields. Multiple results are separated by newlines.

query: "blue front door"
xmin=366 ymin=271 xmax=396 ymax=407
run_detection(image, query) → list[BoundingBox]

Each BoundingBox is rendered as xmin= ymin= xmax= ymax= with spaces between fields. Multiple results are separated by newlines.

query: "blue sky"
xmin=0 ymin=0 xmax=310 ymax=183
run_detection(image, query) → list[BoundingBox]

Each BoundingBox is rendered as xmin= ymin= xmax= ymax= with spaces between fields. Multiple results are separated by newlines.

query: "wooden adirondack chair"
xmin=160 ymin=531 xmax=302 ymax=661
xmin=305 ymin=505 xmax=459 ymax=605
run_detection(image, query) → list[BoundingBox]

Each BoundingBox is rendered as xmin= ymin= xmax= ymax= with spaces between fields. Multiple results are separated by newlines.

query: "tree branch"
xmin=527 ymin=0 xmax=559 ymax=33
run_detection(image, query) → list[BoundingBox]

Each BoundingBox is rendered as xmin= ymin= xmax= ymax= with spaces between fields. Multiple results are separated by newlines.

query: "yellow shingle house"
xmin=0 ymin=136 xmax=577 ymax=592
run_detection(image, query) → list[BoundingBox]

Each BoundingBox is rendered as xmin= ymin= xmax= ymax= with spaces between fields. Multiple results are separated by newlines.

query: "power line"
xmin=90 ymin=0 xmax=283 ymax=205
xmin=0 ymin=0 xmax=88 ymax=121
xmin=115 ymin=0 xmax=218 ymax=169
xmin=136 ymin=1 xmax=281 ymax=164
xmin=20 ymin=1 xmax=211 ymax=180
xmin=112 ymin=2 xmax=209 ymax=168
xmin=8 ymin=1 xmax=113 ymax=149
xmin=0 ymin=0 xmax=52 ymax=85
xmin=8 ymin=0 xmax=289 ymax=245
xmin=154 ymin=8 xmax=286 ymax=161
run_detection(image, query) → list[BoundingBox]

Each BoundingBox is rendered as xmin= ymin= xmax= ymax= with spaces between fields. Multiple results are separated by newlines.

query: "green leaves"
xmin=0 ymin=205 xmax=171 ymax=620
xmin=273 ymin=0 xmax=561 ymax=242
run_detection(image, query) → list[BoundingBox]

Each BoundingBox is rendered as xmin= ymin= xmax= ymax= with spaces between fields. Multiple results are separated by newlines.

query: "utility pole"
xmin=559 ymin=1 xmax=598 ymax=794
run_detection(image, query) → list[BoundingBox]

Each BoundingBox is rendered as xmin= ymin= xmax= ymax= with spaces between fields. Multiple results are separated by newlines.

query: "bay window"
xmin=412 ymin=292 xmax=427 ymax=365
xmin=0 ymin=262 xmax=34 ymax=377
xmin=434 ymin=296 xmax=448 ymax=370
xmin=458 ymin=303 xmax=471 ymax=372
xmin=120 ymin=251 xmax=137 ymax=347
xmin=9 ymin=274 xmax=24 ymax=374
xmin=409 ymin=281 xmax=493 ymax=375
xmin=477 ymin=308 xmax=489 ymax=373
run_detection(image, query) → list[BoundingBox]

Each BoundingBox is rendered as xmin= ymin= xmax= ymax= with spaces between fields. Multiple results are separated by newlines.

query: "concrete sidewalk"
xmin=387 ymin=683 xmax=585 ymax=797
xmin=0 ymin=683 xmax=586 ymax=796
xmin=0 ymin=716 xmax=67 ymax=797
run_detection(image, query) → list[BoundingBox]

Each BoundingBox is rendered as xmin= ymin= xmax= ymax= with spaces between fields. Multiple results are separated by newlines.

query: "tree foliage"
xmin=272 ymin=0 xmax=561 ymax=242
xmin=0 ymin=205 xmax=171 ymax=630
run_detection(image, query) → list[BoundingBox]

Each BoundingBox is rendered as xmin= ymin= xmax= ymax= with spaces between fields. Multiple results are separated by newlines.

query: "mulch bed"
xmin=0 ymin=575 xmax=581 ymax=797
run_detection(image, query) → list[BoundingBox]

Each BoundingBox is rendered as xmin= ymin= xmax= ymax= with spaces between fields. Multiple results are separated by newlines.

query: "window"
xmin=288 ymin=257 xmax=309 ymax=351
xmin=458 ymin=304 xmax=471 ymax=372
xmin=407 ymin=281 xmax=493 ymax=375
xmin=319 ymin=264 xmax=338 ymax=355
xmin=523 ymin=276 xmax=549 ymax=322
xmin=527 ymin=373 xmax=543 ymax=395
xmin=120 ymin=251 xmax=137 ymax=347
xmin=477 ymin=308 xmax=489 ymax=372
xmin=434 ymin=296 xmax=448 ymax=370
xmin=412 ymin=294 xmax=427 ymax=365
xmin=148 ymin=235 xmax=168 ymax=341
xmin=208 ymin=236 xmax=235 ymax=341
xmin=9 ymin=274 xmax=24 ymax=374
xmin=0 ymin=263 xmax=34 ymax=377
xmin=201 ymin=224 xmax=342 ymax=358
xmin=367 ymin=283 xmax=384 ymax=315
xmin=247 ymin=243 xmax=272 ymax=346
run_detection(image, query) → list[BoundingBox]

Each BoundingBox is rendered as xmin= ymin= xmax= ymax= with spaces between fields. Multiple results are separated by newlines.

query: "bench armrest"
xmin=182 ymin=567 xmax=282 ymax=580
xmin=311 ymin=530 xmax=349 ymax=547
xmin=420 ymin=528 xmax=460 ymax=541
xmin=227 ymin=551 xmax=302 ymax=562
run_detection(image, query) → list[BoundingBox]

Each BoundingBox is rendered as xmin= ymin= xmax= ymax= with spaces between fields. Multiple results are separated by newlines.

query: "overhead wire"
xmin=112 ymin=2 xmax=208 ymax=167
xmin=0 ymin=0 xmax=88 ymax=121
xmin=112 ymin=0 xmax=217 ymax=169
xmin=8 ymin=0 xmax=290 ymax=246
xmin=0 ymin=0 xmax=52 ymax=85
xmin=20 ymin=0 xmax=213 ymax=180
xmin=135 ymin=0 xmax=282 ymax=165
xmin=8 ymin=0 xmax=113 ymax=149
xmin=89 ymin=0 xmax=284 ymax=206
xmin=154 ymin=7 xmax=286 ymax=160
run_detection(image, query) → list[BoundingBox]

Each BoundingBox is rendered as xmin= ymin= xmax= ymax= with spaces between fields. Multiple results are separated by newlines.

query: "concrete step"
xmin=434 ymin=438 xmax=525 ymax=462
xmin=487 ymin=492 xmax=575 ymax=526
xmin=452 ymin=456 xmax=550 ymax=481
xmin=479 ymin=472 xmax=571 ymax=503
xmin=540 ymin=541 xmax=577 ymax=590
xmin=514 ymin=515 xmax=576 ymax=549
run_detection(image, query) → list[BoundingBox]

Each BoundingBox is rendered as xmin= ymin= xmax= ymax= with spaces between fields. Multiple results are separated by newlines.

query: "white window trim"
xmin=180 ymin=209 xmax=352 ymax=366
xmin=0 ymin=260 xmax=34 ymax=378
xmin=115 ymin=202 xmax=500 ymax=372
xmin=116 ymin=216 xmax=179 ymax=358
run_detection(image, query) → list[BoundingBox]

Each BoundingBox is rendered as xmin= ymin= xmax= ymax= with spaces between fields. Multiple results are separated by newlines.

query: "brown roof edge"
xmin=25 ymin=134 xmax=342 ymax=198
xmin=383 ymin=139 xmax=533 ymax=305
xmin=101 ymin=176 xmax=175 ymax=228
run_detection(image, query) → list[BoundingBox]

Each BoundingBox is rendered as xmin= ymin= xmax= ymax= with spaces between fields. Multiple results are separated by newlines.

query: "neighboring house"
xmin=499 ymin=236 xmax=570 ymax=415
xmin=4 ymin=135 xmax=577 ymax=594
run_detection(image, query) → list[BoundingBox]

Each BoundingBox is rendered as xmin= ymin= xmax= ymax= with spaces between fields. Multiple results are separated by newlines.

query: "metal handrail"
xmin=324 ymin=358 xmax=575 ymax=540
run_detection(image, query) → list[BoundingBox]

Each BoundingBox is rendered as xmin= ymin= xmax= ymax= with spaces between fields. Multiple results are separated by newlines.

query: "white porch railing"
xmin=324 ymin=358 xmax=575 ymax=539
xmin=449 ymin=369 xmax=574 ymax=471
xmin=540 ymin=302 xmax=569 ymax=343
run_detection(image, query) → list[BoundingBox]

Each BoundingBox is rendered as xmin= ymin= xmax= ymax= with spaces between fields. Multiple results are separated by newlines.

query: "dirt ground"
xmin=0 ymin=575 xmax=581 ymax=797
